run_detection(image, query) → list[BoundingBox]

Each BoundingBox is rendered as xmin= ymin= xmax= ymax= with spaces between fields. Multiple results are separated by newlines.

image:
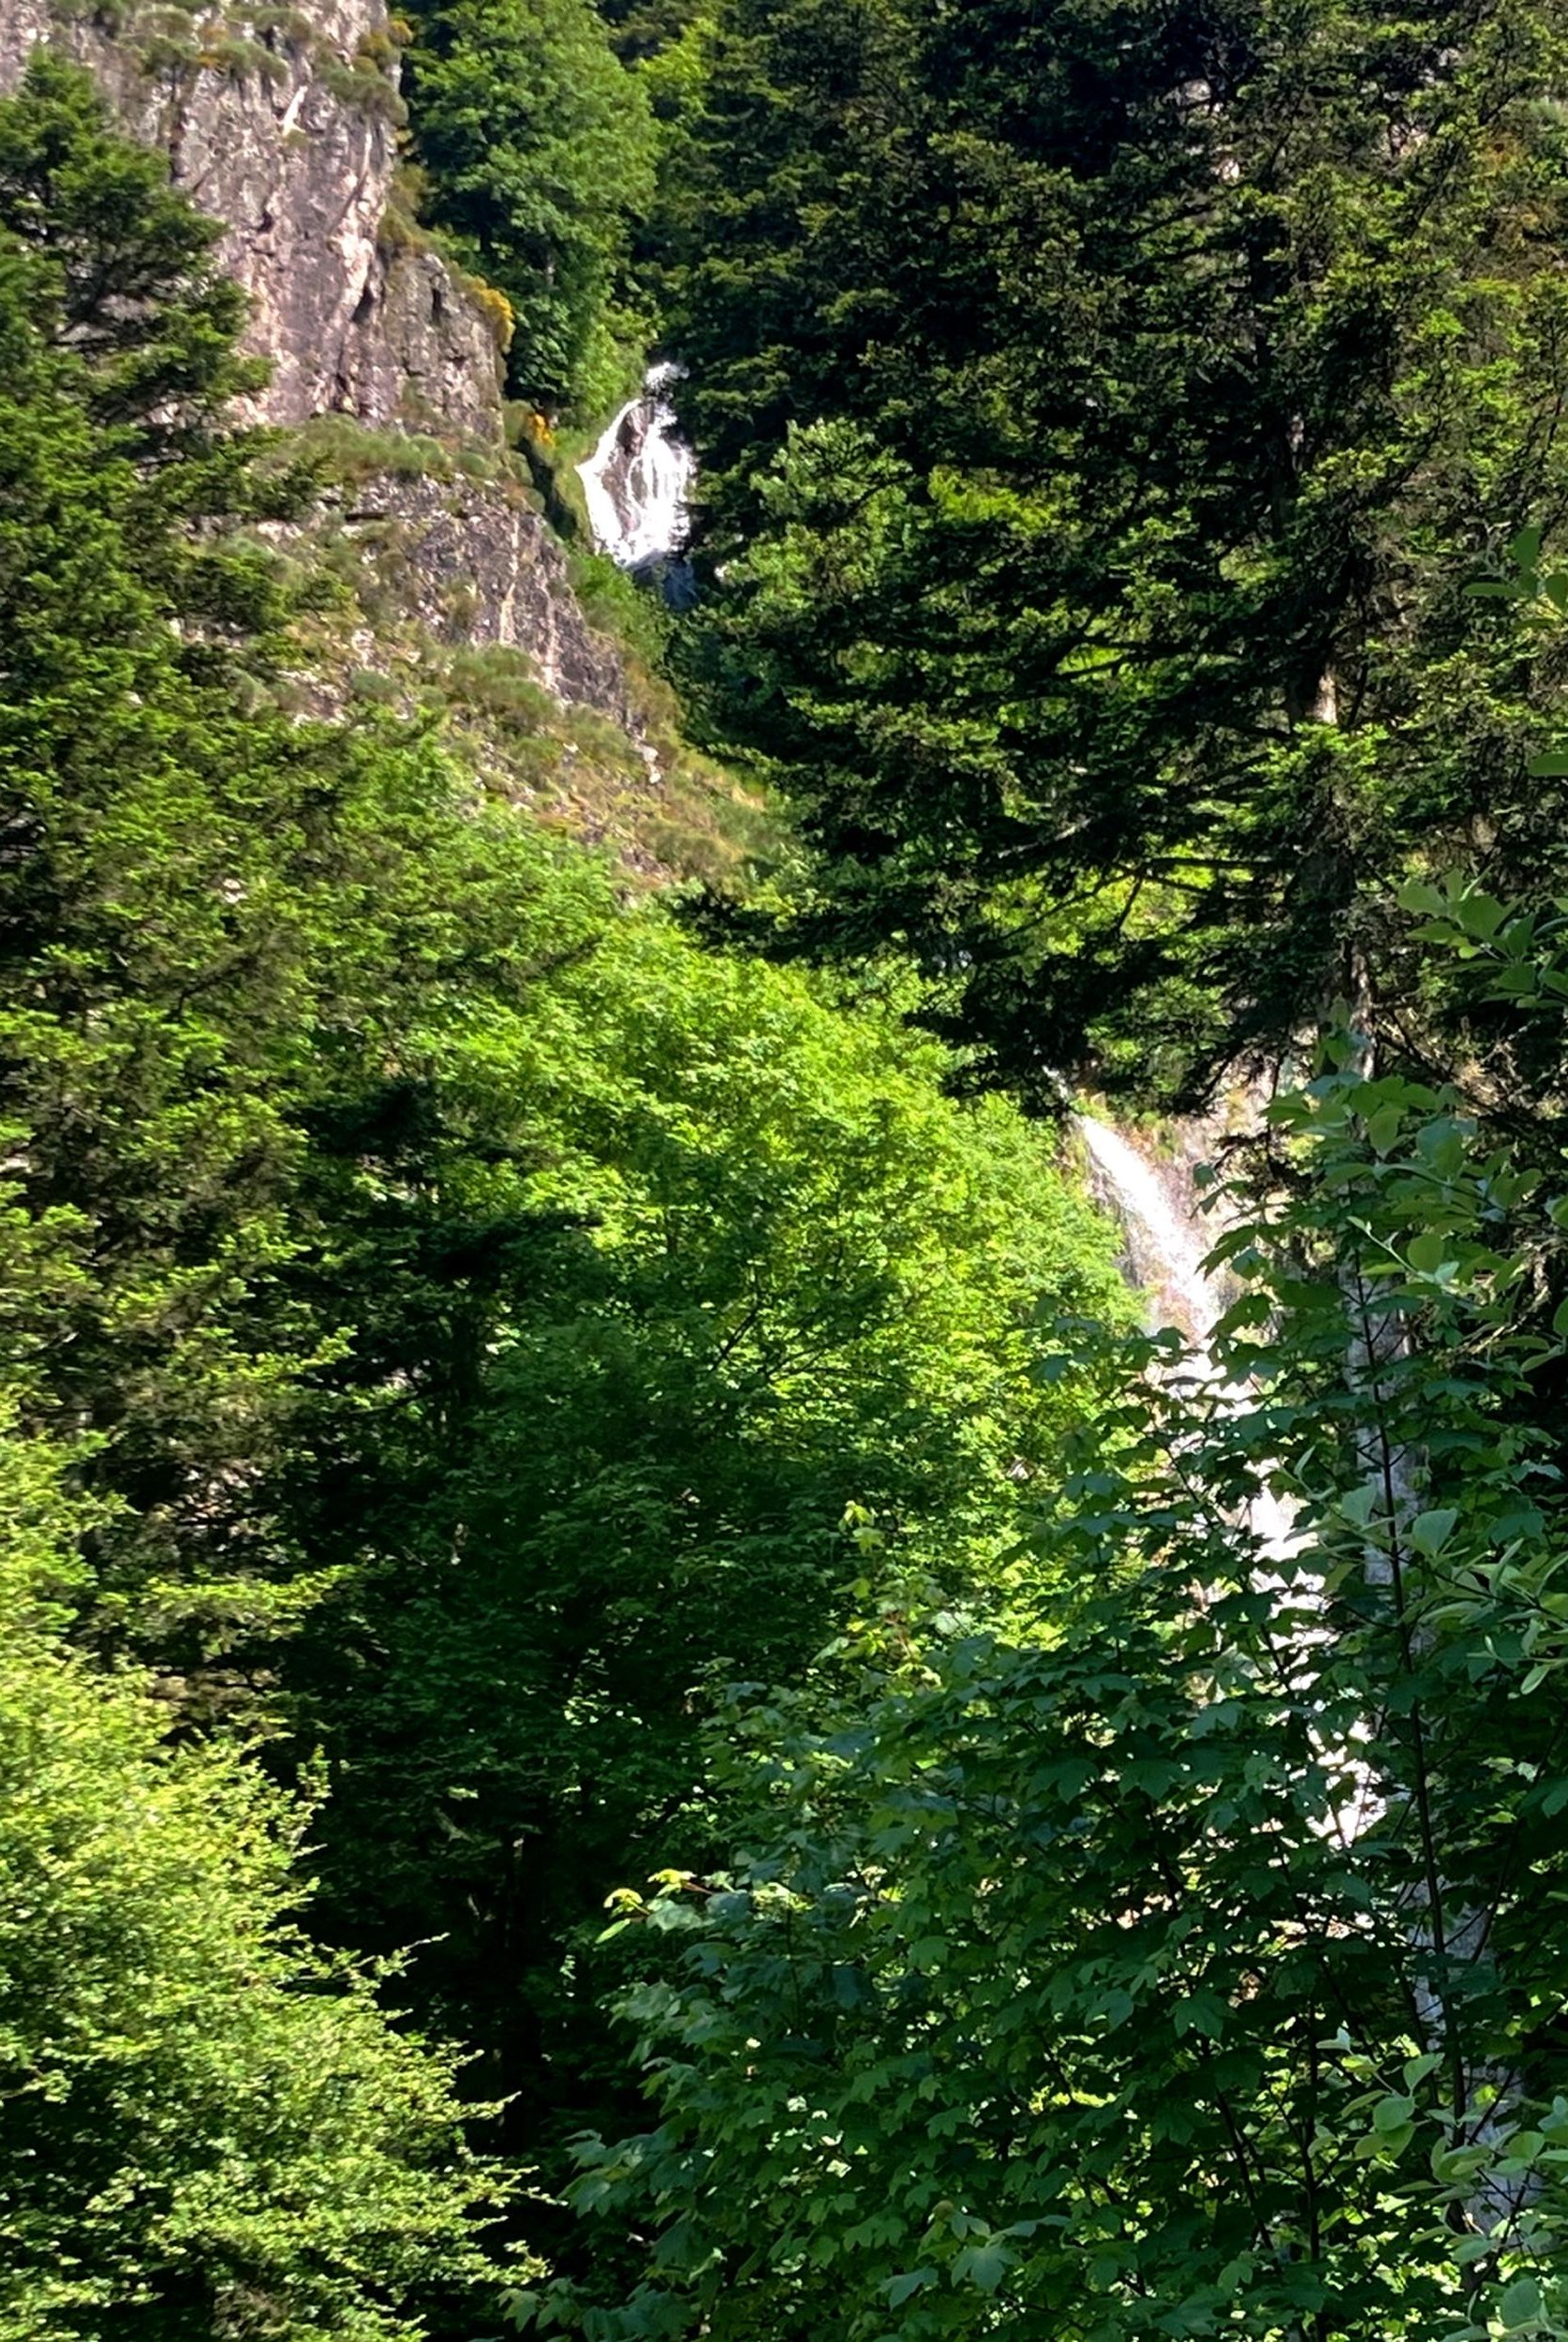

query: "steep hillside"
xmin=0 ymin=0 xmax=498 ymax=434
xmin=0 ymin=0 xmax=758 ymax=875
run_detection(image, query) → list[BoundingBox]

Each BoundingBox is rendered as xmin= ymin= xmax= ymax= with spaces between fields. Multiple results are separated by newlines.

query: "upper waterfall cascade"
xmin=576 ymin=363 xmax=694 ymax=574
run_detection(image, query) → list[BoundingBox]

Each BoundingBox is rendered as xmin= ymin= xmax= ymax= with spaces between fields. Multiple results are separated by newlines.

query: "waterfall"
xmin=1076 ymin=1109 xmax=1391 ymax=1862
xmin=1078 ymin=1110 xmax=1300 ymax=1564
xmin=1075 ymin=1116 xmax=1220 ymax=1345
xmin=576 ymin=362 xmax=695 ymax=591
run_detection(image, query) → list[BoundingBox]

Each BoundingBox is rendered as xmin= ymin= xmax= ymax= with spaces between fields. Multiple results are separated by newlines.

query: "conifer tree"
xmin=0 ymin=1419 xmax=498 ymax=2337
xmin=672 ymin=0 xmax=1568 ymax=1104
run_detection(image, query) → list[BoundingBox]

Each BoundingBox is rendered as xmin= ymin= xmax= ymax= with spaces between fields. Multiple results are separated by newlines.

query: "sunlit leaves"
xmin=0 ymin=1430 xmax=500 ymax=2335
xmin=546 ymin=896 xmax=1568 ymax=2341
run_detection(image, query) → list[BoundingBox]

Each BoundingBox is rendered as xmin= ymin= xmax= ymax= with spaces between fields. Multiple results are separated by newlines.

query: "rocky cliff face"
xmin=0 ymin=0 xmax=633 ymax=719
xmin=341 ymin=470 xmax=639 ymax=722
xmin=0 ymin=0 xmax=502 ymax=437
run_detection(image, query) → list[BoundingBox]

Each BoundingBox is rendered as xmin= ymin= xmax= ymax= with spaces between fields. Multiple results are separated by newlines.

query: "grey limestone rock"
xmin=0 ymin=0 xmax=501 ymax=438
xmin=0 ymin=0 xmax=634 ymax=718
xmin=344 ymin=472 xmax=637 ymax=724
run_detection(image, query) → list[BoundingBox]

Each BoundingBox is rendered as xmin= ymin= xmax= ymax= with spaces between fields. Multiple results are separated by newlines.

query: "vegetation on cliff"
xmin=10 ymin=7 xmax=1568 ymax=2340
xmin=0 ymin=52 xmax=1127 ymax=2333
xmin=400 ymin=0 xmax=658 ymax=416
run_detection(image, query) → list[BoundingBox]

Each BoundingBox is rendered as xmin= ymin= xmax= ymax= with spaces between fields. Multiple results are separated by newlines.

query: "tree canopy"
xmin=295 ymin=914 xmax=1127 ymax=2176
xmin=0 ymin=1423 xmax=498 ymax=2342
xmin=15 ymin=17 xmax=1568 ymax=2342
xmin=0 ymin=51 xmax=1132 ymax=2320
xmin=664 ymin=0 xmax=1568 ymax=1105
xmin=549 ymin=882 xmax=1568 ymax=2342
xmin=402 ymin=0 xmax=658 ymax=415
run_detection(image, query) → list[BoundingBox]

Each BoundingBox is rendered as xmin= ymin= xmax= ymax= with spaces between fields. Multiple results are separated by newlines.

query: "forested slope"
xmin=569 ymin=7 xmax=1568 ymax=2338
xmin=11 ymin=2 xmax=1568 ymax=2338
xmin=665 ymin=0 xmax=1568 ymax=1105
xmin=0 ymin=37 xmax=1128 ymax=2336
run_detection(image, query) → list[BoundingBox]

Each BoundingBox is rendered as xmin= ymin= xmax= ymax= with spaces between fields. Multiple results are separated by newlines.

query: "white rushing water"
xmin=1075 ymin=1116 xmax=1220 ymax=1345
xmin=1077 ymin=1111 xmax=1380 ymax=1841
xmin=576 ymin=362 xmax=694 ymax=572
xmin=1075 ymin=1142 xmax=1506 ymax=2169
xmin=1077 ymin=1111 xmax=1299 ymax=1564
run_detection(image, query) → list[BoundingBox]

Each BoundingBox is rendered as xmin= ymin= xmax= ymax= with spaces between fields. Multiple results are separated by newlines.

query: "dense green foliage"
xmin=556 ymin=888 xmax=1568 ymax=2341
xmin=663 ymin=0 xmax=1568 ymax=1105
xmin=402 ymin=0 xmax=657 ymax=414
xmin=0 ymin=51 xmax=357 ymax=1645
xmin=595 ymin=0 xmax=704 ymax=66
xmin=0 ymin=1429 xmax=496 ymax=2341
xmin=0 ymin=52 xmax=1132 ymax=2324
xmin=15 ymin=14 xmax=1568 ymax=2342
xmin=298 ymin=924 xmax=1124 ymax=2165
xmin=0 ymin=59 xmax=511 ymax=2327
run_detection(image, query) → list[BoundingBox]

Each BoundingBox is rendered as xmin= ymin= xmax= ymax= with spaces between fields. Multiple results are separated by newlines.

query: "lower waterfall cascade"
xmin=1074 ymin=1114 xmax=1220 ymax=1345
xmin=1077 ymin=1108 xmax=1301 ymax=1564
